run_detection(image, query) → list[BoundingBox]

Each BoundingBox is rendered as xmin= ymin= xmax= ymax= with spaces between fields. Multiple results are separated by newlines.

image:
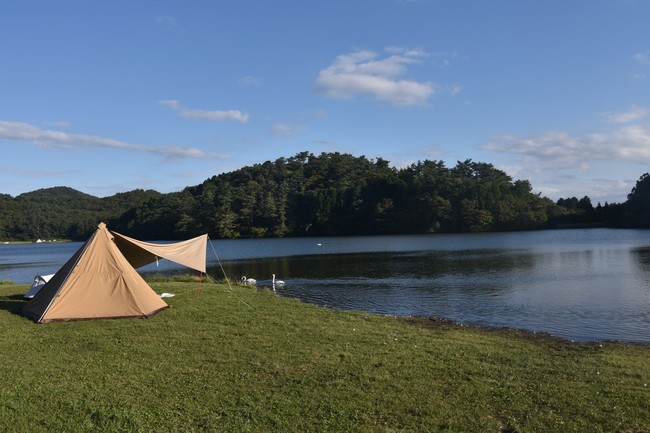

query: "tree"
xmin=625 ymin=173 xmax=650 ymax=227
xmin=578 ymin=196 xmax=593 ymax=212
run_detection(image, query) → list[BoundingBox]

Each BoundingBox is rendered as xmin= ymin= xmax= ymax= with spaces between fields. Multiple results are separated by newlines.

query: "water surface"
xmin=2 ymin=229 xmax=649 ymax=343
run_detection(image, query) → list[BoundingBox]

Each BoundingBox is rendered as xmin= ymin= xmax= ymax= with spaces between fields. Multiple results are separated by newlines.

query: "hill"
xmin=0 ymin=151 xmax=647 ymax=241
xmin=18 ymin=186 xmax=98 ymax=202
xmin=0 ymin=187 xmax=162 ymax=241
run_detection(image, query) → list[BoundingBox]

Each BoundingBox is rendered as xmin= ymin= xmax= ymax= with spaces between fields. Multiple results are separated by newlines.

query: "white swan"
xmin=272 ymin=274 xmax=285 ymax=288
xmin=241 ymin=276 xmax=257 ymax=286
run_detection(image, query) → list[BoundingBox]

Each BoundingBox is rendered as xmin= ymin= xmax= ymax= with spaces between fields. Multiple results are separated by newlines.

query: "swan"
xmin=272 ymin=274 xmax=285 ymax=287
xmin=241 ymin=276 xmax=257 ymax=286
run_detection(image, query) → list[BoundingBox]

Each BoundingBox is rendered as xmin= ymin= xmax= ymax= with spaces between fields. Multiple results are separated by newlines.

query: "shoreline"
xmin=261 ymin=285 xmax=650 ymax=346
xmin=5 ymin=276 xmax=649 ymax=346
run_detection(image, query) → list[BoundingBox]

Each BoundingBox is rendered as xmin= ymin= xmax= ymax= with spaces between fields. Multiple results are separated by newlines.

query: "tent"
xmin=23 ymin=274 xmax=55 ymax=299
xmin=23 ymin=222 xmax=207 ymax=323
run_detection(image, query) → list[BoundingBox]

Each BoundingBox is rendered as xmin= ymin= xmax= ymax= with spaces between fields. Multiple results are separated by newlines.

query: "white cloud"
xmin=634 ymin=51 xmax=650 ymax=65
xmin=238 ymin=76 xmax=262 ymax=86
xmin=160 ymin=99 xmax=249 ymax=123
xmin=614 ymin=125 xmax=650 ymax=158
xmin=270 ymin=123 xmax=303 ymax=137
xmin=482 ymin=110 xmax=650 ymax=203
xmin=159 ymin=99 xmax=181 ymax=110
xmin=481 ymin=125 xmax=650 ymax=173
xmin=448 ymin=84 xmax=463 ymax=96
xmin=154 ymin=15 xmax=177 ymax=29
xmin=604 ymin=106 xmax=650 ymax=123
xmin=384 ymin=46 xmax=429 ymax=58
xmin=180 ymin=109 xmax=249 ymax=123
xmin=537 ymin=176 xmax=634 ymax=203
xmin=0 ymin=120 xmax=226 ymax=160
xmin=314 ymin=47 xmax=435 ymax=106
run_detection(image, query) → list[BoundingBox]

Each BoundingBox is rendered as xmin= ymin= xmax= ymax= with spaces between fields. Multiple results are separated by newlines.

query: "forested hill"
xmin=0 ymin=187 xmax=163 ymax=240
xmin=1 ymin=152 xmax=648 ymax=241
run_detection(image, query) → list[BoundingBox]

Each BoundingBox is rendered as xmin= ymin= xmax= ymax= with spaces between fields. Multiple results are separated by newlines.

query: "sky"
xmin=1 ymin=0 xmax=649 ymax=204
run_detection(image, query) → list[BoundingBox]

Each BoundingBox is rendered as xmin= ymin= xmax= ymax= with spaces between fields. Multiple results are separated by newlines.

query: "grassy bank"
xmin=1 ymin=281 xmax=648 ymax=432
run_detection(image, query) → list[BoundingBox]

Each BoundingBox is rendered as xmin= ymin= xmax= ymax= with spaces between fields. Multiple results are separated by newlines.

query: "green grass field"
xmin=1 ymin=280 xmax=648 ymax=432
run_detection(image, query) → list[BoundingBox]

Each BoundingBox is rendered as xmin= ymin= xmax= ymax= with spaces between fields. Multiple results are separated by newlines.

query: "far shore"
xmin=1 ymin=239 xmax=71 ymax=245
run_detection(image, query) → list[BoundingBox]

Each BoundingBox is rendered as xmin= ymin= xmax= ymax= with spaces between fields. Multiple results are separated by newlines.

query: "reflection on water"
xmin=2 ymin=229 xmax=650 ymax=343
xmin=632 ymin=247 xmax=650 ymax=286
xmin=212 ymin=231 xmax=650 ymax=343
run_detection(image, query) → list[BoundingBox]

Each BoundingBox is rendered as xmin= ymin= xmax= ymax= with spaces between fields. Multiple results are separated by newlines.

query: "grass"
xmin=1 ymin=280 xmax=649 ymax=432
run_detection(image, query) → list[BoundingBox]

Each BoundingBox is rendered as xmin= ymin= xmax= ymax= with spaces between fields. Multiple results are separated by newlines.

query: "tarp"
xmin=111 ymin=231 xmax=207 ymax=273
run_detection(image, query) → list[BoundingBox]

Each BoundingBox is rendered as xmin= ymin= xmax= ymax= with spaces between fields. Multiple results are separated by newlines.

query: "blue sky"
xmin=1 ymin=0 xmax=649 ymax=204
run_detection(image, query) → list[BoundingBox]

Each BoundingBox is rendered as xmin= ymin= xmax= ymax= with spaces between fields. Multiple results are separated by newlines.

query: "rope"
xmin=151 ymin=236 xmax=254 ymax=311
xmin=206 ymin=236 xmax=255 ymax=310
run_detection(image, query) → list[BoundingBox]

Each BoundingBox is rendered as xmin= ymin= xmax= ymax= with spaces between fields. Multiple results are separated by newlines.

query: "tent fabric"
xmin=23 ymin=222 xmax=205 ymax=323
xmin=23 ymin=237 xmax=93 ymax=322
xmin=111 ymin=231 xmax=207 ymax=273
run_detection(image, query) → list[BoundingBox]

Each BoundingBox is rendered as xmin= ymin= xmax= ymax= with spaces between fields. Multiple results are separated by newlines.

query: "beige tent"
xmin=23 ymin=222 xmax=208 ymax=323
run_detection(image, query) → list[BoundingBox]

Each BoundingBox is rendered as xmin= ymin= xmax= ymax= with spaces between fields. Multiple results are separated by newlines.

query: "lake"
xmin=2 ymin=229 xmax=649 ymax=343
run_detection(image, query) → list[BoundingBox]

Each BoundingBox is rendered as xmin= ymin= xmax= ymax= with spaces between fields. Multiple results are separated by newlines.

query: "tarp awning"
xmin=111 ymin=231 xmax=208 ymax=273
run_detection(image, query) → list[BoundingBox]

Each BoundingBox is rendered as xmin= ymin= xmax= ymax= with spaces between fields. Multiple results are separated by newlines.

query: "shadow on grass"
xmin=0 ymin=294 xmax=28 ymax=316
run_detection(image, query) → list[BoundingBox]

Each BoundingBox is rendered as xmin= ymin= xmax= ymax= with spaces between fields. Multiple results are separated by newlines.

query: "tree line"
xmin=1 ymin=152 xmax=648 ymax=241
